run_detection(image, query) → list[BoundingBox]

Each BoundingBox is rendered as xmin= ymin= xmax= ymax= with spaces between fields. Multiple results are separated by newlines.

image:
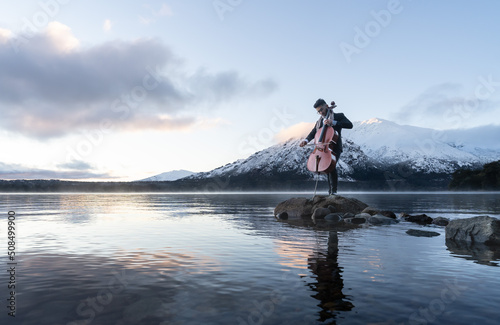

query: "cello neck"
xmin=325 ymin=108 xmax=333 ymax=120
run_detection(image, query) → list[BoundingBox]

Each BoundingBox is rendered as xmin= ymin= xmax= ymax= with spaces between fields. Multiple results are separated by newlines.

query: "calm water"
xmin=1 ymin=192 xmax=499 ymax=325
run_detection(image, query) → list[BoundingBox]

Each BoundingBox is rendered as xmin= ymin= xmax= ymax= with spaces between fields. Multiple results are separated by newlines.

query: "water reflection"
xmin=16 ymin=249 xmax=235 ymax=325
xmin=307 ymin=231 xmax=354 ymax=322
xmin=275 ymin=209 xmax=363 ymax=322
xmin=446 ymin=239 xmax=500 ymax=266
xmin=348 ymin=192 xmax=500 ymax=218
xmin=3 ymin=193 xmax=500 ymax=324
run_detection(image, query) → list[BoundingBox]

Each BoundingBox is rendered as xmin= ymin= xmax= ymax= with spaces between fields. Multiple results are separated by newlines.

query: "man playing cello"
xmin=300 ymin=99 xmax=353 ymax=195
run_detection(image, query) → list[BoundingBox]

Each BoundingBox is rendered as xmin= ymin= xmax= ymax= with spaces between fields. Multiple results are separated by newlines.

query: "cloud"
xmin=138 ymin=15 xmax=153 ymax=25
xmin=274 ymin=122 xmax=314 ymax=142
xmin=139 ymin=3 xmax=174 ymax=24
xmin=0 ymin=28 xmax=13 ymax=43
xmin=57 ymin=160 xmax=93 ymax=170
xmin=392 ymin=83 xmax=500 ymax=129
xmin=156 ymin=4 xmax=174 ymax=17
xmin=0 ymin=162 xmax=113 ymax=180
xmin=0 ymin=22 xmax=278 ymax=138
xmin=45 ymin=21 xmax=80 ymax=52
xmin=103 ymin=19 xmax=112 ymax=32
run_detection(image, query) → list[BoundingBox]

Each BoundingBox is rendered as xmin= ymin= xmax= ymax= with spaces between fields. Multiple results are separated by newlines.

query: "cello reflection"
xmin=307 ymin=231 xmax=354 ymax=322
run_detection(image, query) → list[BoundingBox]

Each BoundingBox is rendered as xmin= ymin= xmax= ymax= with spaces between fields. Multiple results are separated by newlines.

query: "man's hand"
xmin=325 ymin=119 xmax=337 ymax=126
xmin=299 ymin=140 xmax=307 ymax=147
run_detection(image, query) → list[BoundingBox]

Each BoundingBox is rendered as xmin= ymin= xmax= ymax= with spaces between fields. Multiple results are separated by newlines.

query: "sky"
xmin=1 ymin=0 xmax=500 ymax=181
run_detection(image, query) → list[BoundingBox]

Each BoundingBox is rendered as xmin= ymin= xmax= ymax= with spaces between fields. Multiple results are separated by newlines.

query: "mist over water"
xmin=1 ymin=192 xmax=499 ymax=324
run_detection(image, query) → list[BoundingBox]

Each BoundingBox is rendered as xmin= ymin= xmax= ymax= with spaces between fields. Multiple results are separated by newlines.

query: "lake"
xmin=1 ymin=192 xmax=499 ymax=324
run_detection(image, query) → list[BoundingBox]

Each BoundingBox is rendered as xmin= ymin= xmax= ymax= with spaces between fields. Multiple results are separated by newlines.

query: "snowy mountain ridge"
xmin=343 ymin=118 xmax=499 ymax=172
xmin=187 ymin=118 xmax=500 ymax=183
xmin=140 ymin=169 xmax=194 ymax=181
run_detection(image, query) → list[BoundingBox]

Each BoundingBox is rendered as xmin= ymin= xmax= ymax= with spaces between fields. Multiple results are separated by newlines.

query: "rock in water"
xmin=325 ymin=213 xmax=343 ymax=223
xmin=406 ymin=229 xmax=440 ymax=237
xmin=312 ymin=208 xmax=332 ymax=220
xmin=402 ymin=214 xmax=433 ymax=225
xmin=274 ymin=197 xmax=313 ymax=218
xmin=368 ymin=214 xmax=399 ymax=225
xmin=274 ymin=195 xmax=368 ymax=219
xmin=446 ymin=216 xmax=500 ymax=246
xmin=276 ymin=212 xmax=288 ymax=220
xmin=313 ymin=195 xmax=368 ymax=214
xmin=432 ymin=217 xmax=450 ymax=226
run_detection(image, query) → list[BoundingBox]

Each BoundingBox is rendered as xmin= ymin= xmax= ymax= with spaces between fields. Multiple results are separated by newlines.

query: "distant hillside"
xmin=449 ymin=160 xmax=500 ymax=190
xmin=139 ymin=169 xmax=194 ymax=181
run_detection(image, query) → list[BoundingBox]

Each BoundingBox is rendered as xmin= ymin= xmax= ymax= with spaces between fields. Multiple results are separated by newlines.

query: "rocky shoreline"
xmin=274 ymin=195 xmax=500 ymax=247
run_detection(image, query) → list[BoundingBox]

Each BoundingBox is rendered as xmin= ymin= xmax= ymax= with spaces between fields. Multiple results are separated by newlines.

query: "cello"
xmin=306 ymin=102 xmax=339 ymax=174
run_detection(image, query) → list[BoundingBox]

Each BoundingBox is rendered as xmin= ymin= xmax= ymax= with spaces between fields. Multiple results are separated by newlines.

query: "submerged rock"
xmin=406 ymin=229 xmax=440 ymax=237
xmin=445 ymin=216 xmax=500 ymax=246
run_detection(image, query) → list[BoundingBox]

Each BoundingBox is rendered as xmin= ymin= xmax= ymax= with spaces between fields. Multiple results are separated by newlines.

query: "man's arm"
xmin=300 ymin=124 xmax=317 ymax=147
xmin=335 ymin=113 xmax=353 ymax=129
xmin=305 ymin=126 xmax=317 ymax=142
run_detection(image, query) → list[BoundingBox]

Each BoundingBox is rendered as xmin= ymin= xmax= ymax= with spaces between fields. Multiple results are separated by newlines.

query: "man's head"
xmin=314 ymin=98 xmax=328 ymax=116
xmin=313 ymin=98 xmax=327 ymax=109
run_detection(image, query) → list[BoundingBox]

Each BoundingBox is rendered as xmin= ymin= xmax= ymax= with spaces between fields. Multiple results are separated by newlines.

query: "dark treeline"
xmin=449 ymin=160 xmax=500 ymax=190
xmin=0 ymin=170 xmax=452 ymax=193
xmin=0 ymin=179 xmax=177 ymax=192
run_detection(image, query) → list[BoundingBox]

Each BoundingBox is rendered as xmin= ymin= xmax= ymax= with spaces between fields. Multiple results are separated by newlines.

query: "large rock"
xmin=313 ymin=195 xmax=368 ymax=214
xmin=445 ymin=216 xmax=500 ymax=246
xmin=274 ymin=197 xmax=313 ymax=218
xmin=274 ymin=195 xmax=368 ymax=219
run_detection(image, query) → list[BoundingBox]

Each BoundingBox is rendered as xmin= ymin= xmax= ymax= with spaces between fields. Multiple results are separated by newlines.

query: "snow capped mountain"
xmin=185 ymin=118 xmax=500 ymax=189
xmin=188 ymin=139 xmax=311 ymax=178
xmin=187 ymin=137 xmax=371 ymax=182
xmin=140 ymin=169 xmax=194 ymax=181
xmin=343 ymin=118 xmax=499 ymax=173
